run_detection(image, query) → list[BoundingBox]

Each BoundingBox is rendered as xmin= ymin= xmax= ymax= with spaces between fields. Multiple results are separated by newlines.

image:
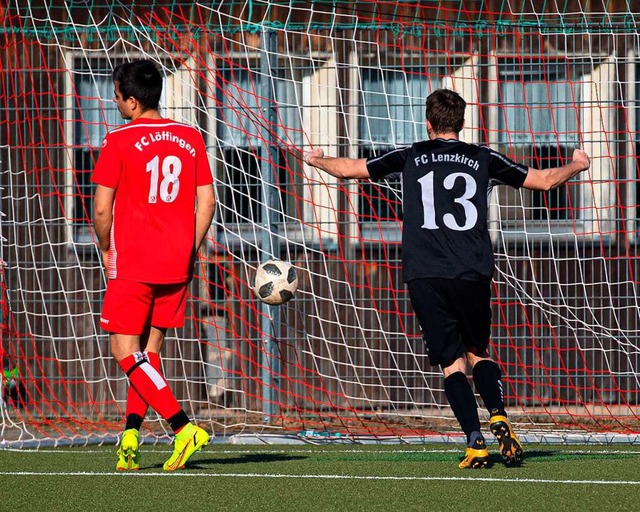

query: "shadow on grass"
xmin=204 ymin=453 xmax=309 ymax=465
xmin=148 ymin=453 xmax=308 ymax=470
xmin=483 ymin=449 xmax=555 ymax=468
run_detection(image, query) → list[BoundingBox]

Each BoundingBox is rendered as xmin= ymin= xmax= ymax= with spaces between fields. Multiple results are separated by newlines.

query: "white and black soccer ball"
xmin=252 ymin=259 xmax=299 ymax=305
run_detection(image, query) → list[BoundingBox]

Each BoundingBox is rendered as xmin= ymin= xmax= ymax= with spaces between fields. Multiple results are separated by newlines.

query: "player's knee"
xmin=442 ymin=356 xmax=467 ymax=377
xmin=466 ymin=348 xmax=490 ymax=364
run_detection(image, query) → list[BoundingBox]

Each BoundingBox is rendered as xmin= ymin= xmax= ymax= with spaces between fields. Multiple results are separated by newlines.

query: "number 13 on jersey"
xmin=418 ymin=171 xmax=478 ymax=232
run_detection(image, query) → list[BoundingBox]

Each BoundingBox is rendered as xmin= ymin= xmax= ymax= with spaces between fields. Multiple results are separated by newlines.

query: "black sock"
xmin=472 ymin=360 xmax=506 ymax=417
xmin=125 ymin=413 xmax=143 ymax=431
xmin=468 ymin=430 xmax=486 ymax=448
xmin=168 ymin=410 xmax=190 ymax=433
xmin=444 ymin=372 xmax=481 ymax=443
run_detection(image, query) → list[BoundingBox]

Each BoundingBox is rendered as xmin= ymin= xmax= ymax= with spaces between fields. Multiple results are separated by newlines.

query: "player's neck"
xmin=130 ymin=109 xmax=162 ymax=121
xmin=430 ymin=131 xmax=459 ymax=140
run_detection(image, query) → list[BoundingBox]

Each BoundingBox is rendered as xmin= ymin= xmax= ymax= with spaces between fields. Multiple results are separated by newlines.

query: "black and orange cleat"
xmin=458 ymin=435 xmax=489 ymax=469
xmin=490 ymin=413 xmax=524 ymax=467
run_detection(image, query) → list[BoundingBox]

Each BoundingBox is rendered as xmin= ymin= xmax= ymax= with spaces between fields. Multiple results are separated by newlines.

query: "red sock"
xmin=119 ymin=352 xmax=182 ymax=422
xmin=125 ymin=351 xmax=161 ymax=419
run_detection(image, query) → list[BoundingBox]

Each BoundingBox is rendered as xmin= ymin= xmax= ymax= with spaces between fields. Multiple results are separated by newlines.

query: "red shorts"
xmin=100 ymin=279 xmax=189 ymax=335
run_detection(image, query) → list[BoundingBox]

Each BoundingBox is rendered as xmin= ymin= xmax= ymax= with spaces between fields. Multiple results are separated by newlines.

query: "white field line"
xmin=0 ymin=471 xmax=638 ymax=485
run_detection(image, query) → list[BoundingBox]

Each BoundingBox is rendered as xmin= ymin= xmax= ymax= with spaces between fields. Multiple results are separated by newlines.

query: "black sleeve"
xmin=366 ymin=147 xmax=409 ymax=181
xmin=486 ymin=147 xmax=529 ymax=189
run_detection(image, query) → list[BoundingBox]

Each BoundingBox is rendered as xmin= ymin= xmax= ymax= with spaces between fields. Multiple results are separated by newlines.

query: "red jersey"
xmin=91 ymin=118 xmax=213 ymax=283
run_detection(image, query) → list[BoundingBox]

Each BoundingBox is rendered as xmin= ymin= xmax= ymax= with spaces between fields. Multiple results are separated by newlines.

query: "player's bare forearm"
xmin=94 ymin=215 xmax=112 ymax=251
xmin=523 ymin=148 xmax=590 ymax=191
xmin=304 ymin=148 xmax=370 ymax=179
xmin=195 ymin=184 xmax=215 ymax=252
xmin=194 ymin=210 xmax=213 ymax=252
xmin=93 ymin=185 xmax=115 ymax=251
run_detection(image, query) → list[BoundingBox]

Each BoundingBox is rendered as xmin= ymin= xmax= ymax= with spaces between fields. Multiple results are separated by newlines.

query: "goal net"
xmin=2 ymin=1 xmax=640 ymax=446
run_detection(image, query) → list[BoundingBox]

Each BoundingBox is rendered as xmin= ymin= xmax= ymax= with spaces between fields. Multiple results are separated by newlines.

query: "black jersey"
xmin=367 ymin=138 xmax=528 ymax=282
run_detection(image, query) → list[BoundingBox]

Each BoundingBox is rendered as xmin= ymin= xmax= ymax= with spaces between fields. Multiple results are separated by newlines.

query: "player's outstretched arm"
xmin=522 ymin=148 xmax=590 ymax=191
xmin=304 ymin=148 xmax=370 ymax=180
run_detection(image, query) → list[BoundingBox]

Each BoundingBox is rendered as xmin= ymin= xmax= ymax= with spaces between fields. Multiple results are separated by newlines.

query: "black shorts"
xmin=408 ymin=277 xmax=492 ymax=367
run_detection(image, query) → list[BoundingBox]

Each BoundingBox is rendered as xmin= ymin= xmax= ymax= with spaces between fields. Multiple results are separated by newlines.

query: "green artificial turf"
xmin=1 ymin=444 xmax=639 ymax=512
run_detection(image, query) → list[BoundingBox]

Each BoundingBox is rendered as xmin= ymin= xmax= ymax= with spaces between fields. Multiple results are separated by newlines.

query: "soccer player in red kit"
xmin=92 ymin=60 xmax=215 ymax=471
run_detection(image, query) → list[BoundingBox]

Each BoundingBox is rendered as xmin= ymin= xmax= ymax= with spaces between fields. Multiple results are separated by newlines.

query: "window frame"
xmin=488 ymin=52 xmax=616 ymax=244
xmin=625 ymin=57 xmax=640 ymax=244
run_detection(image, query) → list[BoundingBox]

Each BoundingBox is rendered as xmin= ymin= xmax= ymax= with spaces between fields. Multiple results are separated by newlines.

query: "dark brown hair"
xmin=113 ymin=60 xmax=163 ymax=110
xmin=425 ymin=89 xmax=466 ymax=134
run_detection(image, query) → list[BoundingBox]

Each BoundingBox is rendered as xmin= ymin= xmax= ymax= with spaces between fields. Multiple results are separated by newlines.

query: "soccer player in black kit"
xmin=304 ymin=88 xmax=590 ymax=468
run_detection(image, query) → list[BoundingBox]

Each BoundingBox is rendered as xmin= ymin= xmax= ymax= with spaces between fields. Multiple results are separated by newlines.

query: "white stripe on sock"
xmin=140 ymin=362 xmax=167 ymax=390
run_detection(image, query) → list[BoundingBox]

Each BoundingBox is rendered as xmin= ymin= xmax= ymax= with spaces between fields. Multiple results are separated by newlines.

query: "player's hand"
xmin=572 ymin=148 xmax=590 ymax=171
xmin=101 ymin=249 xmax=109 ymax=274
xmin=304 ymin=148 xmax=324 ymax=165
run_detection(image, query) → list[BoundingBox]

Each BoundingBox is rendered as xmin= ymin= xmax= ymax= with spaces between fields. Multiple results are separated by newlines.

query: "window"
xmin=529 ymin=146 xmax=572 ymax=221
xmin=357 ymin=64 xmax=440 ymax=240
xmin=357 ymin=146 xmax=403 ymax=224
xmin=70 ymin=59 xmax=122 ymax=243
xmin=492 ymin=58 xmax=584 ymax=238
xmin=214 ymin=63 xmax=303 ymax=235
xmin=359 ymin=66 xmax=432 ymax=147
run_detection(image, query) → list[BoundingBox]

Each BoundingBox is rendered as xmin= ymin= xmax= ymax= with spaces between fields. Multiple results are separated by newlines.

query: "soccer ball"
xmin=252 ymin=259 xmax=299 ymax=305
